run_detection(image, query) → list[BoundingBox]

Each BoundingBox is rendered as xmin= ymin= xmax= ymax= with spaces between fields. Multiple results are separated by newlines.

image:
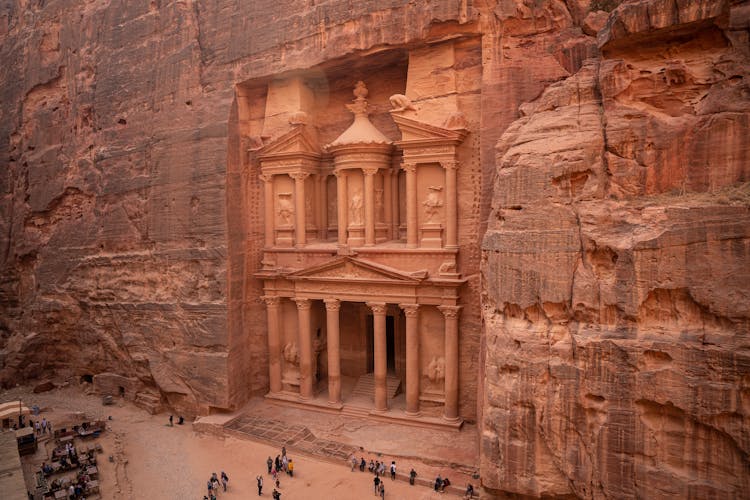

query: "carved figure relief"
xmin=277 ymin=192 xmax=294 ymax=226
xmin=305 ymin=194 xmax=314 ymax=225
xmin=389 ymin=94 xmax=416 ymax=112
xmin=375 ymin=188 xmax=384 ymax=222
xmin=422 ymin=186 xmax=444 ymax=223
xmin=427 ymin=356 xmax=445 ymax=384
xmin=283 ymin=342 xmax=300 ymax=366
xmin=312 ymin=332 xmax=326 ymax=381
xmin=350 ymin=189 xmax=364 ymax=225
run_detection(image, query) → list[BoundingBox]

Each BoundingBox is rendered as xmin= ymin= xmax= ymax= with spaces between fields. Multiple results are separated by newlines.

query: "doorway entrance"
xmin=366 ymin=314 xmax=397 ymax=374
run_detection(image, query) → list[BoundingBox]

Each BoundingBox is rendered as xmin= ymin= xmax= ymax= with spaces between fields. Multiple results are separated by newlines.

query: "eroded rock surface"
xmin=481 ymin=0 xmax=750 ymax=497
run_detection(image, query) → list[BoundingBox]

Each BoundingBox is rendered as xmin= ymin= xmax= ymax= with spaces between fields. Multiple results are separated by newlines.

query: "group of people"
xmin=13 ymin=413 xmax=53 ymax=435
xmin=264 ymin=445 xmax=293 ymax=498
xmin=203 ymin=471 xmax=229 ymax=500
xmin=350 ymin=453 xmax=476 ymax=498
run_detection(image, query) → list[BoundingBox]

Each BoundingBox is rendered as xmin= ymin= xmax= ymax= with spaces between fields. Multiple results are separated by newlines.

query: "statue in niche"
xmin=375 ymin=188 xmax=384 ymax=222
xmin=427 ymin=356 xmax=445 ymax=384
xmin=283 ymin=342 xmax=299 ymax=366
xmin=277 ymin=192 xmax=294 ymax=226
xmin=422 ymin=186 xmax=444 ymax=223
xmin=350 ymin=189 xmax=363 ymax=225
xmin=305 ymin=194 xmax=314 ymax=224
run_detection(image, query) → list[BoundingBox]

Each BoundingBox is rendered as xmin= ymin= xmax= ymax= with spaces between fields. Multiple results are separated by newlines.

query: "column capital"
xmin=290 ymin=171 xmax=310 ymax=181
xmin=367 ymin=302 xmax=387 ymax=315
xmin=362 ymin=167 xmax=379 ymax=176
xmin=259 ymin=173 xmax=274 ymax=183
xmin=323 ymin=298 xmax=341 ymax=311
xmin=261 ymin=295 xmax=281 ymax=307
xmin=401 ymin=162 xmax=417 ymax=173
xmin=438 ymin=305 xmax=462 ymax=318
xmin=399 ymin=303 xmax=420 ymax=317
xmin=440 ymin=160 xmax=459 ymax=171
xmin=293 ymin=297 xmax=312 ymax=310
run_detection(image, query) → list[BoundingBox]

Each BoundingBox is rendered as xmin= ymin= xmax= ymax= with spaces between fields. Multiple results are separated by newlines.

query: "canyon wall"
xmin=481 ymin=0 xmax=750 ymax=497
xmin=0 ymin=0 xmax=747 ymax=497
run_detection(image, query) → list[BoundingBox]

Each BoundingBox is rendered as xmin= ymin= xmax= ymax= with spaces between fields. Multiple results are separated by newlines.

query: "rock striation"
xmin=481 ymin=0 xmax=750 ymax=497
xmin=0 ymin=0 xmax=747 ymax=497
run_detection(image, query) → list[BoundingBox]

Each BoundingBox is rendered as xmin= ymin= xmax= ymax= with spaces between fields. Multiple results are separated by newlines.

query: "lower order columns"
xmin=294 ymin=298 xmax=313 ymax=399
xmin=324 ymin=299 xmax=342 ymax=405
xmin=367 ymin=302 xmax=388 ymax=412
xmin=439 ymin=305 xmax=461 ymax=421
xmin=400 ymin=303 xmax=420 ymax=416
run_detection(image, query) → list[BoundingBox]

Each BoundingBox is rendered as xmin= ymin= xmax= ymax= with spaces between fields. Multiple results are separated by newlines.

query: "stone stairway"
xmin=341 ymin=373 xmax=401 ymax=417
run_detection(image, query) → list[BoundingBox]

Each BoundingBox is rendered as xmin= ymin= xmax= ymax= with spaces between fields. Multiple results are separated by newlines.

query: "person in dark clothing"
xmin=409 ymin=468 xmax=417 ymax=485
xmin=434 ymin=475 xmax=443 ymax=492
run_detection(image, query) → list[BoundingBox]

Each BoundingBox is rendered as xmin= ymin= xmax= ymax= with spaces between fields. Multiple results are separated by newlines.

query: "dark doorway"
xmin=386 ymin=315 xmax=395 ymax=373
xmin=365 ymin=313 xmax=397 ymax=374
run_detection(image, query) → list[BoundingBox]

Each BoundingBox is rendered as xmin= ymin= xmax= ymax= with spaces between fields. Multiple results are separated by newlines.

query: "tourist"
xmin=41 ymin=417 xmax=47 ymax=433
xmin=272 ymin=489 xmax=281 ymax=500
xmin=287 ymin=459 xmax=294 ymax=477
xmin=350 ymin=455 xmax=358 ymax=471
xmin=390 ymin=461 xmax=396 ymax=480
xmin=368 ymin=460 xmax=375 ymax=473
xmin=35 ymin=420 xmax=41 ymax=435
xmin=207 ymin=479 xmax=213 ymax=497
xmin=67 ymin=484 xmax=75 ymax=500
xmin=409 ymin=468 xmax=417 ymax=485
xmin=221 ymin=471 xmax=229 ymax=491
xmin=464 ymin=483 xmax=475 ymax=498
xmin=434 ymin=475 xmax=442 ymax=492
xmin=275 ymin=455 xmax=281 ymax=472
xmin=281 ymin=446 xmax=286 ymax=457
xmin=267 ymin=456 xmax=273 ymax=473
xmin=373 ymin=475 xmax=381 ymax=495
xmin=281 ymin=455 xmax=288 ymax=472
xmin=379 ymin=483 xmax=385 ymax=499
xmin=275 ymin=477 xmax=280 ymax=489
xmin=378 ymin=461 xmax=386 ymax=477
xmin=169 ymin=415 xmax=173 ymax=426
xmin=178 ymin=415 xmax=184 ymax=424
xmin=441 ymin=477 xmax=451 ymax=492
xmin=211 ymin=472 xmax=220 ymax=493
xmin=359 ymin=457 xmax=366 ymax=472
xmin=256 ymin=474 xmax=263 ymax=495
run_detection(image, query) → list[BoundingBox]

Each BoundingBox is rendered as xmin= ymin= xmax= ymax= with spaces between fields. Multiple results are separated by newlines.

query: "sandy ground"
xmin=1 ymin=385 xmax=474 ymax=499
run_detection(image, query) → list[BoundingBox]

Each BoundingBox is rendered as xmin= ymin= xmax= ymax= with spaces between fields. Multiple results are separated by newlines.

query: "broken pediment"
xmin=285 ymin=257 xmax=426 ymax=283
xmin=391 ymin=114 xmax=467 ymax=144
xmin=258 ymin=122 xmax=322 ymax=161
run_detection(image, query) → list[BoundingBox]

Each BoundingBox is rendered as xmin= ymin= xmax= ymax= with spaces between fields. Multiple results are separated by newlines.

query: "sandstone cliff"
xmin=481 ymin=0 xmax=750 ymax=497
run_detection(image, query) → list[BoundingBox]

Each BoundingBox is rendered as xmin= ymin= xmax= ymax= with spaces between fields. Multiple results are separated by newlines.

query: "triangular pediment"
xmin=391 ymin=114 xmax=467 ymax=143
xmin=258 ymin=124 xmax=322 ymax=159
xmin=286 ymin=257 xmax=426 ymax=283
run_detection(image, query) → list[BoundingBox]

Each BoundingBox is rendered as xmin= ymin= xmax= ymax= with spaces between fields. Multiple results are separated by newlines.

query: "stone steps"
xmin=349 ymin=373 xmax=401 ymax=401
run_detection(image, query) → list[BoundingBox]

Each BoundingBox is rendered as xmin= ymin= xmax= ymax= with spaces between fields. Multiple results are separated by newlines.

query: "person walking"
xmin=267 ymin=456 xmax=273 ymax=474
xmin=287 ymin=459 xmax=294 ymax=477
xmin=257 ymin=475 xmax=263 ymax=496
xmin=409 ymin=468 xmax=417 ymax=485
xmin=169 ymin=415 xmax=173 ymax=426
xmin=373 ymin=475 xmax=381 ymax=495
xmin=380 ymin=483 xmax=385 ymax=499
xmin=390 ymin=461 xmax=396 ymax=481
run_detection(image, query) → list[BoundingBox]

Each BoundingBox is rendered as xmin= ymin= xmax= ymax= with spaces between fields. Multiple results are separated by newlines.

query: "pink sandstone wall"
xmin=0 ymin=0 xmax=747 ymax=497
xmin=480 ymin=0 xmax=750 ymax=497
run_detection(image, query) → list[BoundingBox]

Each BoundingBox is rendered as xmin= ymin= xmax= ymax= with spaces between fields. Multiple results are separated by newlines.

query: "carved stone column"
xmin=442 ymin=160 xmax=459 ymax=249
xmin=260 ymin=174 xmax=274 ymax=247
xmin=324 ymin=298 xmax=342 ymax=405
xmin=335 ymin=170 xmax=348 ymax=246
xmin=439 ymin=305 xmax=461 ymax=421
xmin=363 ymin=167 xmax=377 ymax=246
xmin=402 ymin=162 xmax=418 ymax=248
xmin=383 ymin=169 xmax=393 ymax=240
xmin=262 ymin=295 xmax=282 ymax=393
xmin=391 ymin=167 xmax=400 ymax=238
xmin=294 ymin=298 xmax=313 ymax=399
xmin=368 ymin=302 xmax=388 ymax=411
xmin=318 ymin=174 xmax=328 ymax=240
xmin=291 ymin=172 xmax=309 ymax=247
xmin=400 ymin=303 xmax=420 ymax=415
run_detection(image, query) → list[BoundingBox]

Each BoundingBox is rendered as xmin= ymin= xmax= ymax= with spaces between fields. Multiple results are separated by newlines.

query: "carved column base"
xmin=405 ymin=410 xmax=422 ymax=418
xmin=442 ymin=415 xmax=461 ymax=423
xmin=347 ymin=225 xmax=365 ymax=247
xmin=420 ymin=223 xmax=443 ymax=248
xmin=375 ymin=223 xmax=389 ymax=243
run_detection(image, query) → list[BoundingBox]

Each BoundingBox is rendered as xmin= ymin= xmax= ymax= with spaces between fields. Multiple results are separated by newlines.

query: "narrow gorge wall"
xmin=481 ymin=1 xmax=750 ymax=498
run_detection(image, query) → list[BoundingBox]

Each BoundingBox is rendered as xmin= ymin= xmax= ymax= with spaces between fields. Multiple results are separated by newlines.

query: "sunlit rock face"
xmin=481 ymin=0 xmax=750 ymax=498
xmin=0 ymin=0 xmax=748 ymax=497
